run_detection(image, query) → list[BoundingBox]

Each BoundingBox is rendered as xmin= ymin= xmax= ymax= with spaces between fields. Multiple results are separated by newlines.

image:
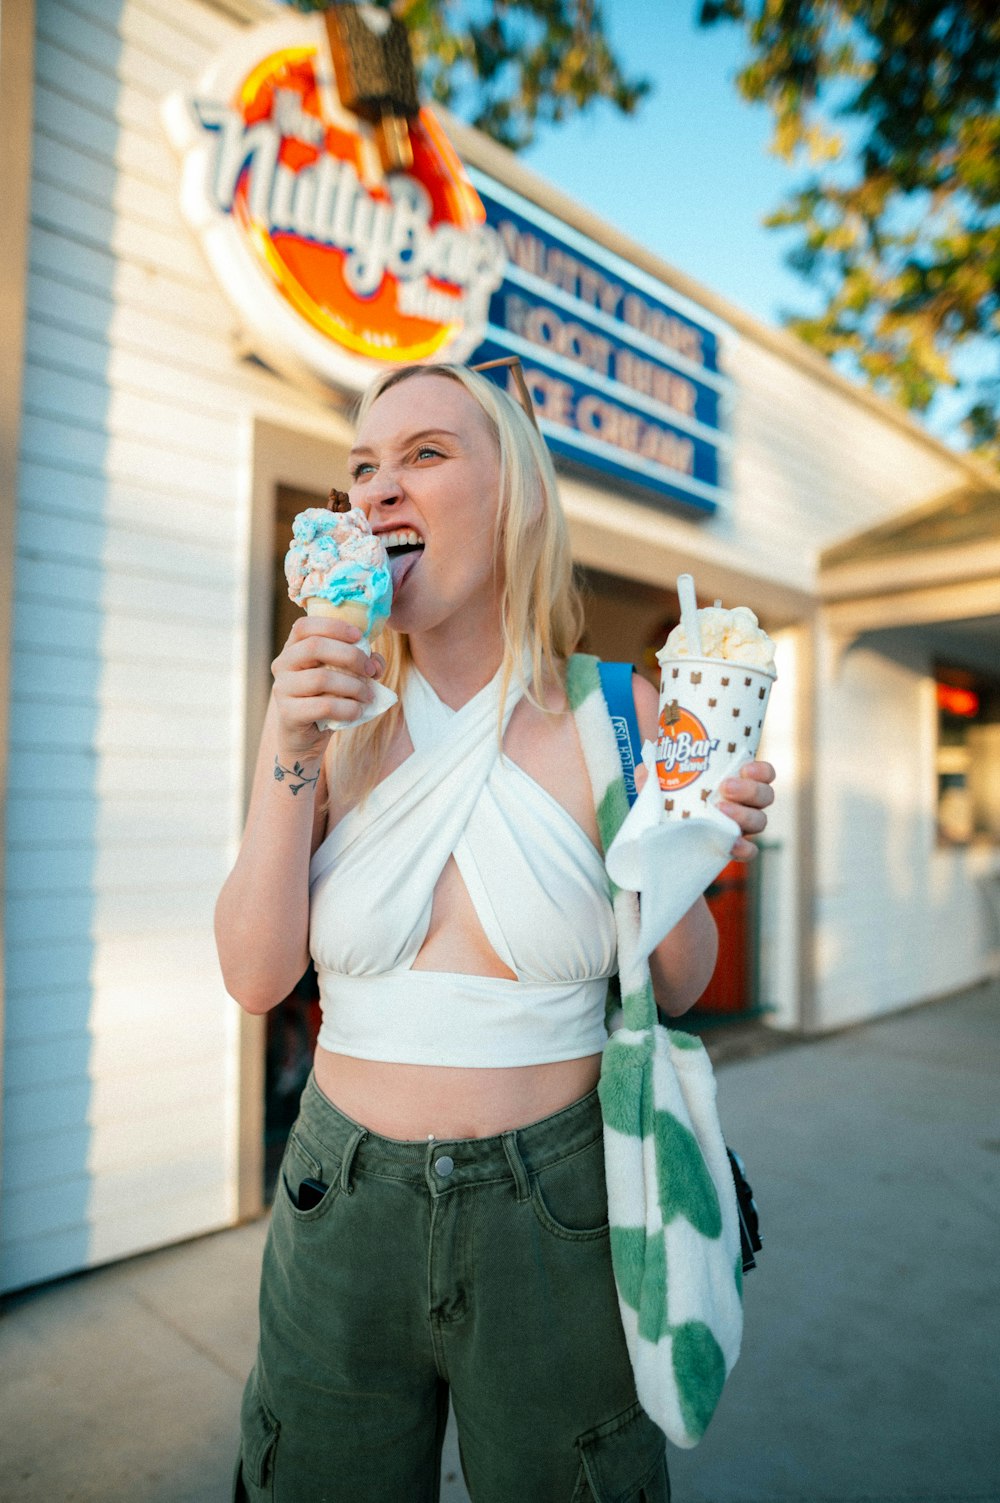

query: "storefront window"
xmin=935 ymin=667 xmax=1000 ymax=845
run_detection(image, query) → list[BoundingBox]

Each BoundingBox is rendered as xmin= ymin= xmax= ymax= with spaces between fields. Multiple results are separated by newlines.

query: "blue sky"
xmin=520 ymin=2 xmax=821 ymax=331
xmin=515 ymin=2 xmax=977 ymax=448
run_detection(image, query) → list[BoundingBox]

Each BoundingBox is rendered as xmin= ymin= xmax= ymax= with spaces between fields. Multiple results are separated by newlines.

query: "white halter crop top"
xmin=308 ymin=660 xmax=617 ymax=1067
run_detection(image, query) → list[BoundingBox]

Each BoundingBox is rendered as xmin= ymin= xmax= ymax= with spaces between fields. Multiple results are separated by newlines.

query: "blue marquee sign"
xmin=470 ymin=175 xmax=731 ymax=514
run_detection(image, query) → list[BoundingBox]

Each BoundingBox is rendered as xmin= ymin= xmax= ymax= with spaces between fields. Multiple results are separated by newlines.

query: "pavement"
xmin=2 ymin=980 xmax=998 ymax=1503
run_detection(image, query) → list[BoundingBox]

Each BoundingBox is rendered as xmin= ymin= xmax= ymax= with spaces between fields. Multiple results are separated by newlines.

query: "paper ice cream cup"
xmin=655 ymin=656 xmax=775 ymax=820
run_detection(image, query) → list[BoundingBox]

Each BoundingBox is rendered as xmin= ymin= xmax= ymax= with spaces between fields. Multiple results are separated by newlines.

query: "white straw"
xmin=677 ymin=573 xmax=702 ymax=656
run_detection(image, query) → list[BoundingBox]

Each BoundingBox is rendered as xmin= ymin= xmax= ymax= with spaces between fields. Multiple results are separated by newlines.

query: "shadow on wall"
xmin=1 ymin=0 xmax=127 ymax=1293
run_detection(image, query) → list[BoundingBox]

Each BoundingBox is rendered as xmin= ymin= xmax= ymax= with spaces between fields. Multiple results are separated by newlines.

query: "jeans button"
xmin=433 ymin=1154 xmax=455 ymax=1177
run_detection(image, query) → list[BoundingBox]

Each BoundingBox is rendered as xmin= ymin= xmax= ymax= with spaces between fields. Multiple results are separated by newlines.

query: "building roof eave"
xmin=820 ymin=482 xmax=1000 ymax=580
xmin=819 ymin=480 xmax=1000 ymax=646
xmin=823 ymin=578 xmax=1000 ymax=639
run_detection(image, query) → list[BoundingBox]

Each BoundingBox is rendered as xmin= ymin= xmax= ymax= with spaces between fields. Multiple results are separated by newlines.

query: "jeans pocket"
xmin=575 ymin=1400 xmax=669 ymax=1503
xmin=530 ymin=1135 xmax=610 ymax=1242
xmin=235 ymin=1370 xmax=279 ymax=1501
xmin=278 ymin=1124 xmax=341 ymax=1223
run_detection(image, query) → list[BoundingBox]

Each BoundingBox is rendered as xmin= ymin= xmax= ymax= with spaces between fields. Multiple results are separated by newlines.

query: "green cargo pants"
xmin=234 ymin=1072 xmax=669 ymax=1502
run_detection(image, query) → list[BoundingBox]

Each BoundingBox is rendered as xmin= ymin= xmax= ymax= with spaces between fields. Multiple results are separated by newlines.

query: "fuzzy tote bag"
xmin=567 ymin=654 xmax=744 ymax=1449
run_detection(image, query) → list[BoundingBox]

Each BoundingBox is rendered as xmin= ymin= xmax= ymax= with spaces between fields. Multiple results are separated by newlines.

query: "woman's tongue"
xmin=389 ymin=547 xmax=422 ymax=589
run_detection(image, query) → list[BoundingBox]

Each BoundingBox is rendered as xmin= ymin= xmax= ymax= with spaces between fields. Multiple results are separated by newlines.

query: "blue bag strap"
xmin=597 ymin=660 xmax=642 ymax=809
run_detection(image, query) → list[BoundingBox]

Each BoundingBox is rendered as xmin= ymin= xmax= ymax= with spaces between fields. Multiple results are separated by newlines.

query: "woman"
xmin=216 ymin=363 xmax=774 ymax=1502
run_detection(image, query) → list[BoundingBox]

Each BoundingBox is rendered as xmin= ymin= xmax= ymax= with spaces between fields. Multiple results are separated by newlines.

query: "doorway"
xmin=263 ymin=485 xmax=330 ymax=1199
xmin=235 ymin=417 xmax=353 ymax=1220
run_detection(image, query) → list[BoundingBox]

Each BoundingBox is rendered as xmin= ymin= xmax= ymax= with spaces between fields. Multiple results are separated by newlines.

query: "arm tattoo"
xmin=273 ymin=756 xmax=320 ymax=795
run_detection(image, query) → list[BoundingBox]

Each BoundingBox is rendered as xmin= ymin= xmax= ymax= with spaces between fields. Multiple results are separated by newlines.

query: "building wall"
xmin=720 ymin=332 xmax=966 ymax=589
xmin=1 ymin=0 xmax=353 ymax=1293
xmin=2 ymin=0 xmax=985 ymax=1291
xmin=814 ymin=628 xmax=996 ymax=1029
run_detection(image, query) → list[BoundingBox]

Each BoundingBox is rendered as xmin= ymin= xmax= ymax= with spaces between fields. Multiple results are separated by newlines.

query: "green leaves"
xmin=701 ymin=0 xmax=1000 ymax=458
xmin=400 ymin=0 xmax=650 ymax=149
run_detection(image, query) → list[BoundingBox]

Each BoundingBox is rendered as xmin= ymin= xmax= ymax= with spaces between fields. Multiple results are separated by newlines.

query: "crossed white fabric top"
xmin=308 ymin=658 xmax=617 ymax=1067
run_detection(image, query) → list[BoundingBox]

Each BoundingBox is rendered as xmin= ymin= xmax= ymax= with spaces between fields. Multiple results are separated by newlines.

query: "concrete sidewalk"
xmin=2 ymin=982 xmax=998 ymax=1503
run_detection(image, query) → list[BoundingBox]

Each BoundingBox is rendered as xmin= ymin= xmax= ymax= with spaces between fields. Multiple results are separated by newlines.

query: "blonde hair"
xmin=326 ymin=362 xmax=584 ymax=807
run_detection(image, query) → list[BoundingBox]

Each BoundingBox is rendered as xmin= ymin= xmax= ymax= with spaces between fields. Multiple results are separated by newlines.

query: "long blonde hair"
xmin=327 ymin=362 xmax=584 ymax=805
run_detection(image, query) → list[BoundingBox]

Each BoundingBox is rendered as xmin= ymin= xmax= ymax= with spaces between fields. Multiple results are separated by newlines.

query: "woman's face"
xmin=347 ymin=374 xmax=503 ymax=640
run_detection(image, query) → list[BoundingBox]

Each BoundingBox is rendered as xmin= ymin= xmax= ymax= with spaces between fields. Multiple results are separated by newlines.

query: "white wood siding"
xmin=720 ymin=333 xmax=965 ymax=588
xmin=1 ymin=0 xmax=351 ymax=1293
xmin=814 ymin=630 xmax=996 ymax=1028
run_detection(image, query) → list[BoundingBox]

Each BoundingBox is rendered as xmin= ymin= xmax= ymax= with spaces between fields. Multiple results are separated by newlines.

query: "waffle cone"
xmin=305 ymin=598 xmax=370 ymax=633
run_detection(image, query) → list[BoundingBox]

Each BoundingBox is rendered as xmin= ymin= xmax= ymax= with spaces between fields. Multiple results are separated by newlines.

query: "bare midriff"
xmin=312 ymin=1047 xmax=602 ymax=1141
xmin=312 ymin=855 xmax=604 ymax=1138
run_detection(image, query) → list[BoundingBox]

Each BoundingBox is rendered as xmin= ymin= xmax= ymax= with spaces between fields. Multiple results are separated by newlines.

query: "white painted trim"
xmin=820 ymin=542 xmax=1000 ymax=601
xmin=824 ymin=578 xmax=1000 ymax=637
xmin=201 ymin=0 xmax=274 ymax=23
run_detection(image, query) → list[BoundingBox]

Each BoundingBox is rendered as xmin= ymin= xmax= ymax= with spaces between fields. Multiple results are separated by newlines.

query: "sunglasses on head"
xmin=470 ymin=356 xmax=540 ymax=431
xmin=327 ymin=356 xmax=539 ymax=510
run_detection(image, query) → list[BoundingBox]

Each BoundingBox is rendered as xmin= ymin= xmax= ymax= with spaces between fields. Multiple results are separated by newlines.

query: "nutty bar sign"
xmin=163 ymin=17 xmax=505 ymax=394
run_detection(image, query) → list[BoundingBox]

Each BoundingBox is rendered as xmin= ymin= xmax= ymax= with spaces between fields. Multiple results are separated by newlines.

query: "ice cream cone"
xmin=286 ymin=507 xmax=395 ymax=732
xmin=304 ymin=594 xmax=397 ymax=730
xmin=305 ymin=597 xmax=371 ymax=633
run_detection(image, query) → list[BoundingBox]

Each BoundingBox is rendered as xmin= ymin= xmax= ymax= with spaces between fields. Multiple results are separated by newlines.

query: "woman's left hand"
xmin=715 ymin=760 xmax=776 ymax=862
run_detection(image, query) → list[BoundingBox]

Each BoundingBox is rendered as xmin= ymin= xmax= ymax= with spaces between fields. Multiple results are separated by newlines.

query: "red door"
xmin=696 ymin=860 xmax=753 ymax=1015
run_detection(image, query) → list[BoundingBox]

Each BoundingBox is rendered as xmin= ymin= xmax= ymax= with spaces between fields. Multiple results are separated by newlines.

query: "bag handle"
xmin=597 ymin=659 xmax=762 ymax=1274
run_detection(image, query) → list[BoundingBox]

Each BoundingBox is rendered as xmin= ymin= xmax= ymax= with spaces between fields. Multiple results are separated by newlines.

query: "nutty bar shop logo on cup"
xmin=654 ymin=656 xmax=774 ymax=820
xmin=656 ymin=703 xmax=718 ymax=793
xmin=163 ymin=16 xmax=505 ymax=395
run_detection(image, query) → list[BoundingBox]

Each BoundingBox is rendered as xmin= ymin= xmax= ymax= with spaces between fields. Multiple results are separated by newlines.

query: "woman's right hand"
xmin=271 ymin=616 xmax=381 ymax=760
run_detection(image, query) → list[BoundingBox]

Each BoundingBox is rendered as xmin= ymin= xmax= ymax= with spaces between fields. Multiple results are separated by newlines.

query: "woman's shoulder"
xmin=629 ymin=671 xmax=659 ymax=740
xmin=560 ymin=653 xmax=658 ymax=738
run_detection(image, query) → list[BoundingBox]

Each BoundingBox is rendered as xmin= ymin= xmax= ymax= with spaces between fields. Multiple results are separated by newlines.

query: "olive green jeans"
xmin=234 ymin=1072 xmax=669 ymax=1502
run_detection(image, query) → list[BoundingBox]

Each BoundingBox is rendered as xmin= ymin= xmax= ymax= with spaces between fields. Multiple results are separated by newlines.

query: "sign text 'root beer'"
xmin=469 ymin=183 xmax=731 ymax=512
xmin=164 ymin=17 xmax=504 ymax=392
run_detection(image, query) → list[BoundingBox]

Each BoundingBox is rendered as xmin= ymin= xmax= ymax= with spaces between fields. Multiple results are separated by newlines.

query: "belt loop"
xmin=339 ymin=1127 xmax=367 ymax=1195
xmin=501 ymin=1130 xmax=530 ymax=1203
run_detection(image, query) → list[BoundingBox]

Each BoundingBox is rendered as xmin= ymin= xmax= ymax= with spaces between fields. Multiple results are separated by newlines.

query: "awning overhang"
xmin=819 ymin=483 xmax=1000 ymax=639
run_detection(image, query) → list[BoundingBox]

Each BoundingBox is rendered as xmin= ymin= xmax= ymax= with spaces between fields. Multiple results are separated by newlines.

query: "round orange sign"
xmin=656 ymin=702 xmax=719 ymax=792
xmin=165 ymin=18 xmax=505 ymax=392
